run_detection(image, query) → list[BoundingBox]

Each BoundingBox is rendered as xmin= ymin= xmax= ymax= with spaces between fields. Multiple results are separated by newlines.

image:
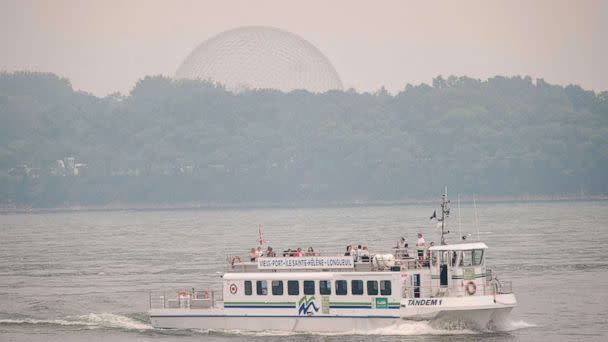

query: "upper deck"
xmin=227 ymin=242 xmax=490 ymax=274
xmin=229 ymin=246 xmax=432 ymax=273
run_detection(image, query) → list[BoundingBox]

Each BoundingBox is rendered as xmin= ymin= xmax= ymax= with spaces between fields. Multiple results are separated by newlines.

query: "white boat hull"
xmin=150 ymin=294 xmax=516 ymax=332
xmin=149 ymin=309 xmax=401 ymax=332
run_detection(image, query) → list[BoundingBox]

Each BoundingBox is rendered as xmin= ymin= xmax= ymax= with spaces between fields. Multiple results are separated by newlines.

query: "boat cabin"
xmin=401 ymin=242 xmax=489 ymax=298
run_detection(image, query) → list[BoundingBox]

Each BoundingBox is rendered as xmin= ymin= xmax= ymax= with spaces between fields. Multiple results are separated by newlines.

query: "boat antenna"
xmin=440 ymin=187 xmax=451 ymax=245
xmin=473 ymin=195 xmax=480 ymax=241
xmin=457 ymin=193 xmax=462 ymax=241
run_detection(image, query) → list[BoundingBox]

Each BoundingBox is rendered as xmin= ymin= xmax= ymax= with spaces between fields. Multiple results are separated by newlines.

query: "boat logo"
xmin=298 ymin=295 xmax=319 ymax=316
xmin=229 ymin=283 xmax=237 ymax=294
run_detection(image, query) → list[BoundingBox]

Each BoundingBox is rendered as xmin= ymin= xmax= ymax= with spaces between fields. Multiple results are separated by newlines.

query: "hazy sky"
xmin=1 ymin=0 xmax=606 ymax=96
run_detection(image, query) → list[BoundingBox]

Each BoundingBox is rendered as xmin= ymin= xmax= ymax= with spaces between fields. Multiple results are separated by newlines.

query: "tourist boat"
xmin=148 ymin=190 xmax=516 ymax=332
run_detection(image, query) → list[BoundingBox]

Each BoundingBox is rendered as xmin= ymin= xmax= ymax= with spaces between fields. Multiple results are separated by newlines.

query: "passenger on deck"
xmin=257 ymin=246 xmax=264 ymax=258
xmin=265 ymin=246 xmax=276 ymax=257
xmin=306 ymin=247 xmax=315 ymax=256
xmin=350 ymin=245 xmax=358 ymax=260
xmin=417 ymin=233 xmax=426 ymax=260
xmin=283 ymin=248 xmax=292 ymax=257
xmin=398 ymin=237 xmax=406 ymax=249
xmin=360 ymin=246 xmax=370 ymax=261
xmin=356 ymin=245 xmax=363 ymax=261
xmin=294 ymin=247 xmax=305 ymax=257
xmin=345 ymin=245 xmax=352 ymax=256
xmin=249 ymin=248 xmax=257 ymax=262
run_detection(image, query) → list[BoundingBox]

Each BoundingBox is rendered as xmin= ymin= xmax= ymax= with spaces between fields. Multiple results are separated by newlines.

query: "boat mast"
xmin=440 ymin=187 xmax=451 ymax=245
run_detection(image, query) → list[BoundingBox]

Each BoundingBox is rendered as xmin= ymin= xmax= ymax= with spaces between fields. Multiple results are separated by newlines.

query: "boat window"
xmin=287 ymin=280 xmax=299 ymax=295
xmin=256 ymin=280 xmax=268 ymax=295
xmin=304 ymin=280 xmax=315 ymax=295
xmin=319 ymin=280 xmax=331 ymax=295
xmin=271 ymin=280 xmax=283 ymax=295
xmin=335 ymin=280 xmax=348 ymax=295
xmin=351 ymin=280 xmax=364 ymax=295
xmin=380 ymin=280 xmax=391 ymax=295
xmin=367 ymin=280 xmax=378 ymax=295
xmin=245 ymin=280 xmax=252 ymax=296
xmin=462 ymin=250 xmax=473 ymax=267
xmin=472 ymin=249 xmax=484 ymax=266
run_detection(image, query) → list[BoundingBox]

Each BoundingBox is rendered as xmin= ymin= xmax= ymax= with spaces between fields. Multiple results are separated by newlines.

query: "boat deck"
xmin=228 ymin=247 xmax=429 ymax=272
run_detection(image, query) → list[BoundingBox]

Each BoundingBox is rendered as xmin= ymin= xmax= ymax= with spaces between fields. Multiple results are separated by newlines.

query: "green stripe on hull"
xmin=224 ymin=301 xmax=295 ymax=305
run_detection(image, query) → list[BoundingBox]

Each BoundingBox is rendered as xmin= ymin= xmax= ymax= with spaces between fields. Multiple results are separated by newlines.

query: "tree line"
xmin=1 ymin=71 xmax=606 ymax=207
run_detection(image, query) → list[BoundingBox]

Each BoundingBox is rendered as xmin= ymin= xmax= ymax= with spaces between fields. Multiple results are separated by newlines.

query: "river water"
xmin=1 ymin=201 xmax=607 ymax=341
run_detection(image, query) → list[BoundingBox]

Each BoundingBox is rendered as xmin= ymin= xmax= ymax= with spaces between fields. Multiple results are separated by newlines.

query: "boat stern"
xmin=400 ymin=294 xmax=517 ymax=329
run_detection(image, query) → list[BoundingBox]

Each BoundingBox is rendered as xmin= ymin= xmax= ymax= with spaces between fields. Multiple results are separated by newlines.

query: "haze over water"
xmin=1 ymin=201 xmax=607 ymax=341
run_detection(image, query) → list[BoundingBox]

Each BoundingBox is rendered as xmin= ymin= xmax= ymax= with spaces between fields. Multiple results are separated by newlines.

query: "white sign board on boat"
xmin=257 ymin=256 xmax=354 ymax=269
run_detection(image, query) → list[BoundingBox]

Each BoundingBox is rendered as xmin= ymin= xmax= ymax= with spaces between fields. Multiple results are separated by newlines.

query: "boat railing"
xmin=494 ymin=280 xmax=513 ymax=294
xmin=485 ymin=268 xmax=513 ymax=294
xmin=149 ymin=288 xmax=223 ymax=310
xmin=224 ymin=246 xmax=432 ymax=272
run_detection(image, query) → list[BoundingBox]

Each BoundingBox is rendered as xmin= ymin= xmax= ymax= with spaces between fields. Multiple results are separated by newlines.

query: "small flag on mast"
xmin=430 ymin=210 xmax=437 ymax=220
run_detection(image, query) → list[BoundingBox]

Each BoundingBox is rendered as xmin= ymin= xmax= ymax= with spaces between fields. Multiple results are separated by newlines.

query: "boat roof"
xmin=428 ymin=242 xmax=488 ymax=251
xmin=223 ymin=271 xmax=396 ymax=280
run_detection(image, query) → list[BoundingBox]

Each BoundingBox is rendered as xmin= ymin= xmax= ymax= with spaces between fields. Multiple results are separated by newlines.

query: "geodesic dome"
xmin=175 ymin=26 xmax=343 ymax=93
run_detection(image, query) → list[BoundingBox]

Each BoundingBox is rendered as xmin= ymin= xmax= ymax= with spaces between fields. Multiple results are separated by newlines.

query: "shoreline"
xmin=1 ymin=194 xmax=606 ymax=214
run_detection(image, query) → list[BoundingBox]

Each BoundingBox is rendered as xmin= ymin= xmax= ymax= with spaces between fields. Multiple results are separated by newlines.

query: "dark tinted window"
xmin=336 ymin=280 xmax=348 ymax=295
xmin=367 ymin=280 xmax=378 ymax=295
xmin=287 ymin=280 xmax=299 ymax=295
xmin=351 ymin=280 xmax=364 ymax=295
xmin=304 ymin=280 xmax=315 ymax=295
xmin=256 ymin=280 xmax=268 ymax=295
xmin=380 ymin=280 xmax=391 ymax=295
xmin=319 ymin=280 xmax=331 ymax=295
xmin=271 ymin=280 xmax=283 ymax=295
xmin=245 ymin=280 xmax=252 ymax=295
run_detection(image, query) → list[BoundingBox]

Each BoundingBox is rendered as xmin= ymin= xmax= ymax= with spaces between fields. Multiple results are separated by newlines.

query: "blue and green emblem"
xmin=298 ymin=295 xmax=319 ymax=316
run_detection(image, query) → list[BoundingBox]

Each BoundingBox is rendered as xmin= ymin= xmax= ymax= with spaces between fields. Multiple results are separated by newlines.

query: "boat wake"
xmin=499 ymin=319 xmax=537 ymax=331
xmin=1 ymin=313 xmax=535 ymax=336
xmin=0 ymin=313 xmax=153 ymax=331
xmin=195 ymin=319 xmax=536 ymax=337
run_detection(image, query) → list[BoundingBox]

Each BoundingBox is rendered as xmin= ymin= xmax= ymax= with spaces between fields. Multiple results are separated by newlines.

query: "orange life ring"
xmin=466 ymin=281 xmax=477 ymax=295
xmin=229 ymin=283 xmax=238 ymax=294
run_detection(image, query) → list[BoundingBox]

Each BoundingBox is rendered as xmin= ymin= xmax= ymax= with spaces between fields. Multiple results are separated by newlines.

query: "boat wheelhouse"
xmin=149 ymin=191 xmax=516 ymax=332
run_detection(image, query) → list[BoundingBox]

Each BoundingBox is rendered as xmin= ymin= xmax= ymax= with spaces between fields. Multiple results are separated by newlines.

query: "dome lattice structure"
xmin=175 ymin=26 xmax=343 ymax=93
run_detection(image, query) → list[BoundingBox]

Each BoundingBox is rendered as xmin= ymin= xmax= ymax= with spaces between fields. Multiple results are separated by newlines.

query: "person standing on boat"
xmin=249 ymin=248 xmax=257 ymax=262
xmin=356 ymin=245 xmax=364 ymax=262
xmin=416 ymin=233 xmax=426 ymax=260
xmin=396 ymin=237 xmax=407 ymax=258
xmin=265 ymin=246 xmax=276 ymax=257
xmin=360 ymin=246 xmax=370 ymax=261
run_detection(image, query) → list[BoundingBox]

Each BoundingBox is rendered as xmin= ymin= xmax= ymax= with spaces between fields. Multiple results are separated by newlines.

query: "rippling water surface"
xmin=1 ymin=201 xmax=607 ymax=341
